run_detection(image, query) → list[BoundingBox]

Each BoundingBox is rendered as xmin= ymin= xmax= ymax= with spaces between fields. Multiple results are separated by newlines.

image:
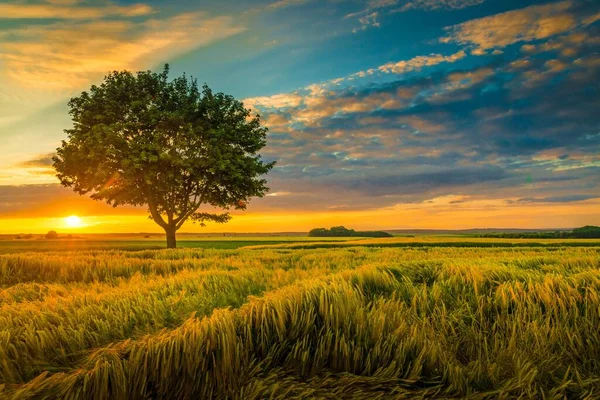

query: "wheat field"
xmin=1 ymin=244 xmax=599 ymax=399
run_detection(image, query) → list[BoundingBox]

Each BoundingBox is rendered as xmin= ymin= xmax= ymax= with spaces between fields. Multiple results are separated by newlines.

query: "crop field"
xmin=1 ymin=240 xmax=599 ymax=399
xmin=0 ymin=236 xmax=357 ymax=255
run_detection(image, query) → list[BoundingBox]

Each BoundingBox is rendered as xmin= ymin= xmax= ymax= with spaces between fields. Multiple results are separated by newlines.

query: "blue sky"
xmin=0 ymin=0 xmax=599 ymax=231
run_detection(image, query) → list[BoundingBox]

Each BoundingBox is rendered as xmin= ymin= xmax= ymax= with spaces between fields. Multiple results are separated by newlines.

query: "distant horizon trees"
xmin=571 ymin=225 xmax=600 ymax=238
xmin=478 ymin=226 xmax=600 ymax=239
xmin=45 ymin=230 xmax=59 ymax=240
xmin=308 ymin=226 xmax=392 ymax=238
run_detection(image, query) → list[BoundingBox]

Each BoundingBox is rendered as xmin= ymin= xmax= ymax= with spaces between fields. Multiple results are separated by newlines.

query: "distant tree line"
xmin=308 ymin=226 xmax=393 ymax=238
xmin=13 ymin=231 xmax=79 ymax=240
xmin=478 ymin=226 xmax=600 ymax=239
xmin=14 ymin=234 xmax=34 ymax=240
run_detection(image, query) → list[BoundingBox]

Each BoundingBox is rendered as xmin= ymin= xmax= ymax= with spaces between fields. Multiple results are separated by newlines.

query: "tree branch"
xmin=148 ymin=200 xmax=168 ymax=228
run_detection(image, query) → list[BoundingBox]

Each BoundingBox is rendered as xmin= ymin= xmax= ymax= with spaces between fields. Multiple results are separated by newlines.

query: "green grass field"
xmin=0 ymin=237 xmax=599 ymax=399
xmin=0 ymin=236 xmax=358 ymax=254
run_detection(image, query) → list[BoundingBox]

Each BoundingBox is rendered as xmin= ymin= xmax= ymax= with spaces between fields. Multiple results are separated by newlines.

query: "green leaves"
xmin=191 ymin=212 xmax=232 ymax=227
xmin=54 ymin=65 xmax=274 ymax=246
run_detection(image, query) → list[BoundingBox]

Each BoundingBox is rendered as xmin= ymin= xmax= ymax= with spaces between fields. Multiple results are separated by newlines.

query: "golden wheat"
xmin=0 ymin=246 xmax=598 ymax=399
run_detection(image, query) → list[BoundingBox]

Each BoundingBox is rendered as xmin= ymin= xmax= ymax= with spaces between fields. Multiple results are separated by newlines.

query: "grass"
xmin=0 ymin=236 xmax=358 ymax=254
xmin=246 ymin=236 xmax=600 ymax=250
xmin=0 ymin=240 xmax=599 ymax=399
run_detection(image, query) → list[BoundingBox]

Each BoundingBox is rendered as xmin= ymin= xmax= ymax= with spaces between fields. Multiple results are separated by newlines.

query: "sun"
xmin=64 ymin=215 xmax=83 ymax=228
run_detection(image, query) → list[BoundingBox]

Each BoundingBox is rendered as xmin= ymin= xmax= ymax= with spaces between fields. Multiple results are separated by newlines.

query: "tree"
xmin=330 ymin=226 xmax=354 ymax=236
xmin=571 ymin=226 xmax=600 ymax=238
xmin=45 ymin=231 xmax=59 ymax=240
xmin=308 ymin=226 xmax=393 ymax=238
xmin=308 ymin=228 xmax=330 ymax=237
xmin=54 ymin=65 xmax=274 ymax=248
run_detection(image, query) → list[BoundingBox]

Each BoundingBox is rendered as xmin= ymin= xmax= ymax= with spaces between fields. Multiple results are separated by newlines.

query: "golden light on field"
xmin=64 ymin=215 xmax=83 ymax=228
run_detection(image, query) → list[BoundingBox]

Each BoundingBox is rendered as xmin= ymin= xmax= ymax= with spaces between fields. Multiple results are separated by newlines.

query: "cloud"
xmin=241 ymin=38 xmax=600 ymax=210
xmin=378 ymin=50 xmax=466 ymax=74
xmin=328 ymin=165 xmax=508 ymax=197
xmin=16 ymin=153 xmax=55 ymax=168
xmin=357 ymin=0 xmax=486 ymax=13
xmin=1 ymin=13 xmax=246 ymax=90
xmin=0 ymin=184 xmax=142 ymax=218
xmin=346 ymin=0 xmax=486 ymax=31
xmin=266 ymin=0 xmax=310 ymax=10
xmin=303 ymin=49 xmax=468 ymax=90
xmin=512 ymin=195 xmax=599 ymax=204
xmin=353 ymin=12 xmax=380 ymax=33
xmin=244 ymin=93 xmax=304 ymax=110
xmin=243 ymin=51 xmax=473 ymax=127
xmin=367 ymin=0 xmax=399 ymax=8
xmin=264 ymin=114 xmax=291 ymax=128
xmin=0 ymin=2 xmax=154 ymax=19
xmin=0 ymin=153 xmax=59 ymax=186
xmin=394 ymin=0 xmax=486 ymax=12
xmin=583 ymin=11 xmax=600 ymax=26
xmin=3 ymin=0 xmax=599 ymax=218
xmin=517 ymin=30 xmax=600 ymax=59
xmin=441 ymin=1 xmax=596 ymax=52
xmin=245 ymin=49 xmax=468 ymax=119
xmin=45 ymin=0 xmax=83 ymax=5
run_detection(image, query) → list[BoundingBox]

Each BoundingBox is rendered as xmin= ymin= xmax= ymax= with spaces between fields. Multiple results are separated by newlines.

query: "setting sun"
xmin=64 ymin=215 xmax=83 ymax=228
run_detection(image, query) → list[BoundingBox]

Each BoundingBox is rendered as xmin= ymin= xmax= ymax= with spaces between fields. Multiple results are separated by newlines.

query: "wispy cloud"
xmin=440 ymin=1 xmax=595 ymax=53
xmin=378 ymin=50 xmax=466 ymax=74
xmin=511 ymin=195 xmax=599 ymax=204
xmin=346 ymin=0 xmax=486 ymax=31
xmin=1 ymin=13 xmax=245 ymax=89
xmin=266 ymin=0 xmax=310 ymax=10
xmin=244 ymin=50 xmax=471 ymax=125
xmin=244 ymin=93 xmax=304 ymax=110
xmin=353 ymin=12 xmax=380 ymax=33
xmin=394 ymin=0 xmax=486 ymax=12
xmin=16 ymin=153 xmax=55 ymax=168
xmin=0 ymin=2 xmax=154 ymax=19
xmin=247 ymin=48 xmax=467 ymax=105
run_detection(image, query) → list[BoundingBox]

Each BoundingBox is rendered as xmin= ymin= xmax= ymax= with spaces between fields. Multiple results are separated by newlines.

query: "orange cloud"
xmin=244 ymin=93 xmax=304 ymax=110
xmin=378 ymin=50 xmax=466 ymax=74
xmin=0 ymin=3 xmax=153 ymax=19
xmin=1 ymin=13 xmax=245 ymax=90
xmin=243 ymin=48 xmax=470 ymax=126
xmin=397 ymin=116 xmax=447 ymax=134
xmin=442 ymin=1 xmax=582 ymax=51
xmin=322 ymin=49 xmax=467 ymax=86
xmin=45 ymin=0 xmax=83 ymax=5
xmin=519 ymin=31 xmax=600 ymax=59
xmin=264 ymin=114 xmax=291 ymax=128
xmin=353 ymin=12 xmax=380 ymax=33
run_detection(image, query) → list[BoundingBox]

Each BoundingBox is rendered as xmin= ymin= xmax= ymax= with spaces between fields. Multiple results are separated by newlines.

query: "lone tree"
xmin=54 ymin=65 xmax=274 ymax=248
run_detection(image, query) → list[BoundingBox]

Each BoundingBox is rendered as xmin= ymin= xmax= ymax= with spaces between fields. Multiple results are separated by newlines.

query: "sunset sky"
xmin=1 ymin=0 xmax=599 ymax=233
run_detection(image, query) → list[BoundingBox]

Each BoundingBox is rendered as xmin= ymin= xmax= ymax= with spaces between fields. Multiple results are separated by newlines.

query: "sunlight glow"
xmin=64 ymin=215 xmax=83 ymax=228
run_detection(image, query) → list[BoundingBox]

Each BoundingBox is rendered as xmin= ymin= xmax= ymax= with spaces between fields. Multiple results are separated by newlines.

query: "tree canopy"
xmin=571 ymin=226 xmax=600 ymax=238
xmin=308 ymin=226 xmax=392 ymax=238
xmin=54 ymin=65 xmax=274 ymax=248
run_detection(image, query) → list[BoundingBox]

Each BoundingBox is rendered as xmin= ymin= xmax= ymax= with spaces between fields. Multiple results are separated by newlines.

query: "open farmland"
xmin=1 ymin=241 xmax=599 ymax=399
xmin=0 ymin=236 xmax=358 ymax=255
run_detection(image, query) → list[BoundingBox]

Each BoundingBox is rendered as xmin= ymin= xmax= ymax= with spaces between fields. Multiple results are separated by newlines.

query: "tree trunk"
xmin=165 ymin=225 xmax=177 ymax=249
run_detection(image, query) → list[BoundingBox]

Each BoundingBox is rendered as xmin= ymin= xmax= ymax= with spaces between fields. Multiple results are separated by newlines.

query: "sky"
xmin=1 ymin=0 xmax=599 ymax=233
